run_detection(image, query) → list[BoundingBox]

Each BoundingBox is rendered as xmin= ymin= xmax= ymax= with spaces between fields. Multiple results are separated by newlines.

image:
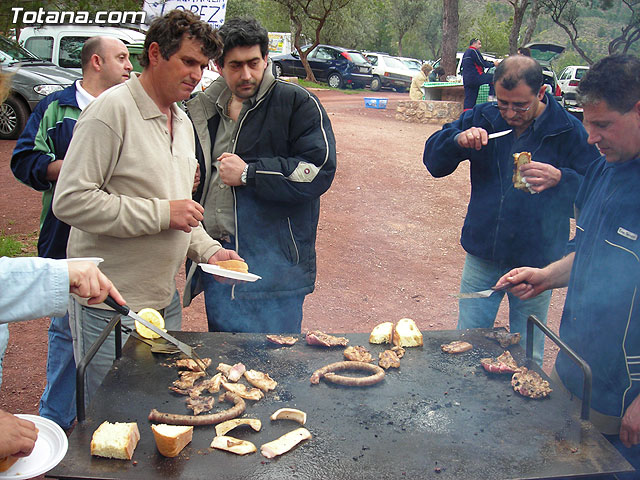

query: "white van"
xmin=18 ymin=25 xmax=146 ymax=72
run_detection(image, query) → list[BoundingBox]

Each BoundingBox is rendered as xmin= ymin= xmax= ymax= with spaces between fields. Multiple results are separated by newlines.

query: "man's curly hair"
xmin=140 ymin=10 xmax=222 ymax=68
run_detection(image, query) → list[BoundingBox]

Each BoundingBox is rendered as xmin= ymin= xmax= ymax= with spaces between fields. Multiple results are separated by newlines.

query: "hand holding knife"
xmin=457 ymin=128 xmax=512 ymax=150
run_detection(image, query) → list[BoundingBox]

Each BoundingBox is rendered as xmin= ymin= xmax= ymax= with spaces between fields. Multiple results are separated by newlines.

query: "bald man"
xmin=10 ymin=36 xmax=132 ymax=431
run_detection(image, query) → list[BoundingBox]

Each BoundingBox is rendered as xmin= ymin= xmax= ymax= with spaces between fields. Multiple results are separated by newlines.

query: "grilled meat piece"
xmin=260 ymin=428 xmax=312 ymax=459
xmin=186 ymin=395 xmax=215 ymax=415
xmin=266 ymin=334 xmax=299 ymax=345
xmin=244 ymin=370 xmax=277 ymax=392
xmin=485 ymin=330 xmax=521 ymax=348
xmin=511 ymin=367 xmax=552 ymax=399
xmin=221 ymin=382 xmax=265 ymax=401
xmin=306 ymin=330 xmax=349 ymax=347
xmin=343 ymin=345 xmax=373 ymax=363
xmin=173 ymin=371 xmax=205 ymax=390
xmin=441 ymin=341 xmax=473 ymax=354
xmin=188 ymin=373 xmax=225 ymax=398
xmin=217 ymin=362 xmax=246 ymax=382
xmin=177 ymin=358 xmax=212 ymax=371
xmin=391 ymin=346 xmax=405 ymax=358
xmin=378 ymin=350 xmax=401 ymax=369
xmin=480 ymin=351 xmax=520 ymax=374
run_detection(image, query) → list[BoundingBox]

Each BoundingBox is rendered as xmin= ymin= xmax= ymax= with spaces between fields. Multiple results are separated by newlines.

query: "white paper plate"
xmin=64 ymin=257 xmax=104 ymax=266
xmin=0 ymin=414 xmax=68 ymax=479
xmin=199 ymin=263 xmax=261 ymax=282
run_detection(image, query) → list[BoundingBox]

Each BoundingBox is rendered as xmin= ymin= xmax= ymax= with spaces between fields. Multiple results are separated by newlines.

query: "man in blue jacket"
xmin=10 ymin=36 xmax=132 ymax=431
xmin=461 ymin=38 xmax=498 ymax=110
xmin=423 ymin=55 xmax=600 ymax=364
xmin=185 ymin=17 xmax=336 ymax=333
xmin=496 ymin=54 xmax=640 ymax=476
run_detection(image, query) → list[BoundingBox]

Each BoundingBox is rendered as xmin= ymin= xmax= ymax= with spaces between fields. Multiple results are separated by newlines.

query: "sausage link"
xmin=310 ymin=361 xmax=385 ymax=386
xmin=148 ymin=392 xmax=246 ymax=425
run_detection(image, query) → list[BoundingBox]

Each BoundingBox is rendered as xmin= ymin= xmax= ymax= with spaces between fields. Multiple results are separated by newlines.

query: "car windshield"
xmin=575 ymin=68 xmax=588 ymax=79
xmin=0 ymin=36 xmax=39 ymax=64
xmin=402 ymin=59 xmax=421 ymax=70
xmin=347 ymin=51 xmax=369 ymax=66
xmin=384 ymin=56 xmax=406 ymax=69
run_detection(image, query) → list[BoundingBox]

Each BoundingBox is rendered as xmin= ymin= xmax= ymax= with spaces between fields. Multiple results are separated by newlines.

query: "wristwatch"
xmin=240 ymin=164 xmax=249 ymax=185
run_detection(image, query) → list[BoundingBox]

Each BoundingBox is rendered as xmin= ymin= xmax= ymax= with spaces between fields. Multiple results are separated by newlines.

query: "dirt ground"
xmin=0 ymin=88 xmax=566 ymax=419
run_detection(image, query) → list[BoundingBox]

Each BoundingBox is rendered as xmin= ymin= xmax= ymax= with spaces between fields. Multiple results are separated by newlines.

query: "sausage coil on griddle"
xmin=148 ymin=392 xmax=246 ymax=426
xmin=310 ymin=361 xmax=385 ymax=386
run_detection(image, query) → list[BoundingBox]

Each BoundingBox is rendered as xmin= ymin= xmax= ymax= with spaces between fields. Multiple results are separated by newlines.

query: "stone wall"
xmin=396 ymin=100 xmax=462 ymax=125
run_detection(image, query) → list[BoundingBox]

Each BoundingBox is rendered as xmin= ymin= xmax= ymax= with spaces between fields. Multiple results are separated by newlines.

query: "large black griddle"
xmin=48 ymin=329 xmax=632 ymax=479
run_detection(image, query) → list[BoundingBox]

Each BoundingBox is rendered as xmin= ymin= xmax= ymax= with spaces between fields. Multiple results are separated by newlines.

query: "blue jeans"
xmin=463 ymin=72 xmax=494 ymax=109
xmin=202 ymin=272 xmax=303 ymax=333
xmin=0 ymin=323 xmax=8 ymax=387
xmin=39 ymin=313 xmax=76 ymax=430
xmin=457 ymin=254 xmax=551 ymax=365
xmin=69 ymin=291 xmax=182 ymax=408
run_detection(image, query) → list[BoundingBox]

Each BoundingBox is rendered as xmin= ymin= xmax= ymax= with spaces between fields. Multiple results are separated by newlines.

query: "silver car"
xmin=0 ymin=36 xmax=80 ymax=139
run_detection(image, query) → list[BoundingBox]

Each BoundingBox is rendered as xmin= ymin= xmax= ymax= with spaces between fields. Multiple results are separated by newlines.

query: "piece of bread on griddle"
xmin=215 ymin=259 xmax=249 ymax=273
xmin=369 ymin=321 xmax=394 ymax=344
xmin=513 ymin=151 xmax=531 ymax=191
xmin=91 ymin=421 xmax=140 ymax=460
xmin=152 ymin=424 xmax=193 ymax=457
xmin=393 ymin=318 xmax=423 ymax=347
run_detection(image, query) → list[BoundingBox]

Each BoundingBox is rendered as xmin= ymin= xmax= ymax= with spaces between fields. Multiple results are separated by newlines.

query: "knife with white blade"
xmin=104 ymin=295 xmax=210 ymax=373
xmin=488 ymin=129 xmax=512 ymax=139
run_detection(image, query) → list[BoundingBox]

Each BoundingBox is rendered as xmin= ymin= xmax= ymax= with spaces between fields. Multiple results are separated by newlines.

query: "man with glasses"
xmin=423 ymin=55 xmax=600 ymax=364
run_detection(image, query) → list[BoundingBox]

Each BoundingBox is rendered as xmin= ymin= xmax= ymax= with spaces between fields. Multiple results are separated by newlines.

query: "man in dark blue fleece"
xmin=423 ymin=55 xmax=600 ymax=365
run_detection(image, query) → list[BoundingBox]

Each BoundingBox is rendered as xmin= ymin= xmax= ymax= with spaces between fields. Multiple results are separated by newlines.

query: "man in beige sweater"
xmin=53 ymin=10 xmax=241 ymax=404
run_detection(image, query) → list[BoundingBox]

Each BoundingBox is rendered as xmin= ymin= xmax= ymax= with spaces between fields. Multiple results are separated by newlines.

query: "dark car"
xmin=271 ymin=44 xmax=373 ymax=89
xmin=0 ymin=36 xmax=80 ymax=139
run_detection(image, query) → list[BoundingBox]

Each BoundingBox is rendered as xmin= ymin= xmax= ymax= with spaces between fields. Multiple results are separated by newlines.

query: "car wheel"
xmin=370 ymin=76 xmax=381 ymax=91
xmin=273 ymin=63 xmax=283 ymax=78
xmin=0 ymin=95 xmax=29 ymax=140
xmin=327 ymin=72 xmax=343 ymax=89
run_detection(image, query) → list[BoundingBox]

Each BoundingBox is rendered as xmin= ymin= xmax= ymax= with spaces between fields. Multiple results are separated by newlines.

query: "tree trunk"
xmin=508 ymin=0 xmax=529 ymax=55
xmin=522 ymin=0 xmax=540 ymax=45
xmin=441 ymin=0 xmax=459 ymax=80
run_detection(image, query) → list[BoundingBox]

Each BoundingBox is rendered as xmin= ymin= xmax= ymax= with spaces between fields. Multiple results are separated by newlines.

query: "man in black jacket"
xmin=185 ymin=17 xmax=337 ymax=333
xmin=462 ymin=38 xmax=498 ymax=110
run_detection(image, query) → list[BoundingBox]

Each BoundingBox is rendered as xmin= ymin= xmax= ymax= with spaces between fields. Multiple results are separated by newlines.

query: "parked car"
xmin=362 ymin=52 xmax=413 ymax=92
xmin=523 ymin=42 xmax=564 ymax=100
xmin=397 ymin=56 xmax=423 ymax=73
xmin=0 ymin=36 xmax=80 ymax=139
xmin=557 ymin=65 xmax=589 ymax=106
xmin=271 ymin=44 xmax=373 ymax=89
xmin=19 ymin=25 xmax=146 ymax=73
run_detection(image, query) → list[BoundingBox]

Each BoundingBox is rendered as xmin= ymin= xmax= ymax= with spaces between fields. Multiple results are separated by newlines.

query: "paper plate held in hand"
xmin=199 ymin=263 xmax=261 ymax=282
xmin=0 ymin=414 xmax=68 ymax=480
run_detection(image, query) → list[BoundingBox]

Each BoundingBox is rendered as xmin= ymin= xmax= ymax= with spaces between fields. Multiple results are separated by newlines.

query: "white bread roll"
xmin=392 ymin=318 xmax=423 ymax=347
xmin=151 ymin=424 xmax=193 ymax=457
xmin=369 ymin=322 xmax=394 ymax=344
xmin=0 ymin=456 xmax=19 ymax=472
xmin=90 ymin=421 xmax=140 ymax=460
xmin=215 ymin=260 xmax=249 ymax=273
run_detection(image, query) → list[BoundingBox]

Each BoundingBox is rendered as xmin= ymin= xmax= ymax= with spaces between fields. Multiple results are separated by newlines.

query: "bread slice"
xmin=215 ymin=260 xmax=249 ymax=273
xmin=392 ymin=318 xmax=423 ymax=347
xmin=369 ymin=321 xmax=394 ymax=344
xmin=0 ymin=456 xmax=19 ymax=472
xmin=151 ymin=424 xmax=193 ymax=457
xmin=91 ymin=421 xmax=140 ymax=460
xmin=513 ymin=151 xmax=531 ymax=191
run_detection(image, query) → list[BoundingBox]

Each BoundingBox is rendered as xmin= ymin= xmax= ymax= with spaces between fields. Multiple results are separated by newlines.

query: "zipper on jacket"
xmin=287 ymin=217 xmax=300 ymax=264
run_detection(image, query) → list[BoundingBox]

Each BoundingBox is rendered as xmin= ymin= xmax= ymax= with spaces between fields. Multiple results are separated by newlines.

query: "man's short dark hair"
xmin=470 ymin=38 xmax=479 ymax=46
xmin=579 ymin=54 xmax=640 ymax=113
xmin=217 ymin=17 xmax=269 ymax=67
xmin=494 ymin=55 xmax=543 ymax=93
xmin=140 ymin=10 xmax=222 ymax=68
xmin=81 ymin=37 xmax=103 ymax=71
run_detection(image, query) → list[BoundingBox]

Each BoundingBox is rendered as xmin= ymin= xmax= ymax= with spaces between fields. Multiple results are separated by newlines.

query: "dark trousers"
xmin=463 ymin=72 xmax=494 ymax=110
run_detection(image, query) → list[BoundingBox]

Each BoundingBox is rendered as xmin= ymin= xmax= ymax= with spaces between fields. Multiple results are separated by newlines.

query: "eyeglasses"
xmin=494 ymin=100 xmax=534 ymax=113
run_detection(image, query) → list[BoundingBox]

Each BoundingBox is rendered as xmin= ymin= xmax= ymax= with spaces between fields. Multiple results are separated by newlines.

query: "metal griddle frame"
xmin=75 ymin=314 xmax=123 ymax=422
xmin=526 ymin=314 xmax=593 ymax=420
